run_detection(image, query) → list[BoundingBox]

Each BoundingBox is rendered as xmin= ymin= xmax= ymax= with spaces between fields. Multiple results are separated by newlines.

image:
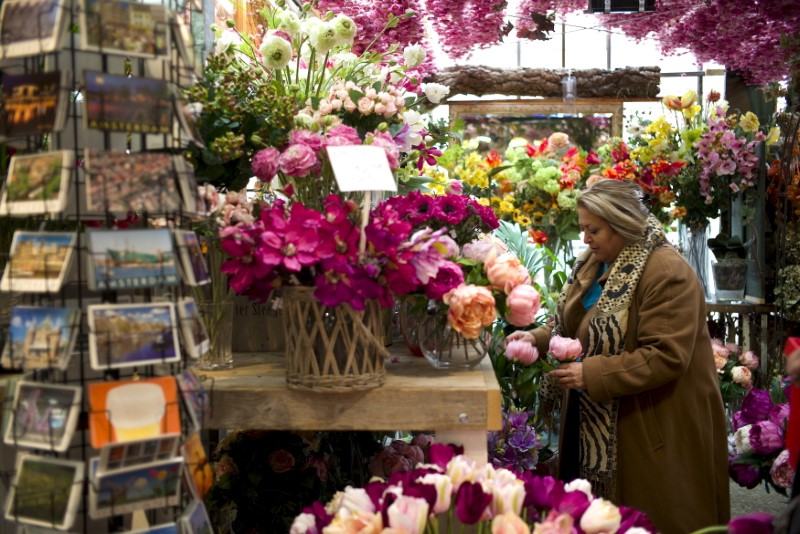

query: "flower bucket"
xmin=281 ymin=287 xmax=388 ymax=391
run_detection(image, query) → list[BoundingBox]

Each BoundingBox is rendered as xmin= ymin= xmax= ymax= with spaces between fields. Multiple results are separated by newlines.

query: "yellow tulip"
xmin=766 ymin=125 xmax=781 ymax=145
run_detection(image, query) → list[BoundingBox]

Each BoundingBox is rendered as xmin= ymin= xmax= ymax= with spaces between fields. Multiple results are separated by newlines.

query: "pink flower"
xmin=531 ymin=510 xmax=574 ymax=534
xmin=505 ymin=339 xmax=538 ymax=365
xmin=505 ymin=284 xmax=541 ymax=327
xmin=425 ymin=261 xmax=464 ymax=301
xmin=290 ymin=129 xmax=325 ymax=151
xmin=731 ymin=366 xmax=753 ymax=389
xmin=770 ymin=449 xmax=795 ymax=489
xmin=326 ymin=124 xmax=362 ymax=146
xmin=278 ymin=143 xmax=318 ymax=177
xmin=251 ymin=147 xmax=280 ymax=181
xmin=739 ymin=350 xmax=759 ymax=370
xmin=387 ymin=495 xmax=429 ymax=534
xmin=491 ymin=512 xmax=530 ymax=534
xmin=549 ymin=335 xmax=583 ymax=363
xmin=485 ymin=252 xmax=530 ymax=293
xmin=444 ymin=284 xmax=496 ymax=339
xmin=368 ymin=131 xmax=400 ymax=169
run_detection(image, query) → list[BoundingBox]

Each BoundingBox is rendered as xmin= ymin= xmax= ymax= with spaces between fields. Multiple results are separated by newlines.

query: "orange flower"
xmin=443 ymin=284 xmax=496 ymax=339
xmin=485 ymin=150 xmax=503 ymax=168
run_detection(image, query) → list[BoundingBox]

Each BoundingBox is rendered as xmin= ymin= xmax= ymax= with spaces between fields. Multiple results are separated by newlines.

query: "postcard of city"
xmin=1 ymin=231 xmax=74 ymax=293
xmin=84 ymin=71 xmax=171 ymax=134
xmin=87 ymin=228 xmax=179 ymax=290
xmin=2 ymin=306 xmax=79 ymax=370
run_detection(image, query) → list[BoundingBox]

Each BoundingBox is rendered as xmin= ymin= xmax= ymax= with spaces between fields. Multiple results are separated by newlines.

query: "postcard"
xmin=176 ymin=298 xmax=210 ymax=360
xmin=88 ymin=302 xmax=181 ymax=370
xmin=86 ymin=228 xmax=179 ymax=291
xmin=174 ymin=231 xmax=210 ymax=286
xmin=0 ymin=231 xmax=75 ymax=293
xmin=0 ymin=151 xmax=73 ymax=215
xmin=1 ymin=306 xmax=80 ymax=371
xmin=0 ymin=71 xmax=66 ymax=139
xmin=174 ymin=156 xmax=205 ymax=213
xmin=180 ymin=498 xmax=213 ymax=534
xmin=0 ymin=0 xmax=65 ymax=58
xmin=85 ymin=149 xmax=182 ymax=215
xmin=176 ymin=368 xmax=209 ymax=430
xmin=128 ymin=523 xmax=179 ymax=534
xmin=84 ymin=71 xmax=172 ymax=134
xmin=81 ymin=0 xmax=169 ymax=58
xmin=3 ymin=381 xmax=81 ymax=452
xmin=87 ymin=376 xmax=181 ymax=449
xmin=88 ymin=456 xmax=182 ymax=519
xmin=4 ymin=453 xmax=84 ymax=530
xmin=98 ymin=433 xmax=180 ymax=474
xmin=182 ymin=432 xmax=213 ymax=501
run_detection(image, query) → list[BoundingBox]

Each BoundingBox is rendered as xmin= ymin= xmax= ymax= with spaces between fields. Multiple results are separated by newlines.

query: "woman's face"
xmin=578 ymin=207 xmax=626 ymax=264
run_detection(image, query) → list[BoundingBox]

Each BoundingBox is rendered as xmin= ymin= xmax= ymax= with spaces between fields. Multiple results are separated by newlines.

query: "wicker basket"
xmin=281 ymin=286 xmax=388 ymax=391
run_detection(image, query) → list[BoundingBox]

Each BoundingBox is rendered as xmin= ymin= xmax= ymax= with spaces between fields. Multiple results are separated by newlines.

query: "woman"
xmin=522 ymin=179 xmax=730 ymax=533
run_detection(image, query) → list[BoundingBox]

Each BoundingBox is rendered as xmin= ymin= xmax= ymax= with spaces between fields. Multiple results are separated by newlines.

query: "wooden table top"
xmin=201 ymin=349 xmax=503 ymax=432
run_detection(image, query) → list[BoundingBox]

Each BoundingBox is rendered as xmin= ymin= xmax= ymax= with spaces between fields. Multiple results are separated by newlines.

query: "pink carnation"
xmin=325 ymin=124 xmax=362 ymax=146
xmin=549 ymin=335 xmax=583 ymax=363
xmin=251 ymin=147 xmax=280 ymax=181
xmin=505 ymin=339 xmax=538 ymax=365
xmin=289 ymin=129 xmax=325 ymax=151
xmin=505 ymin=284 xmax=540 ymax=327
xmin=278 ymin=144 xmax=318 ymax=177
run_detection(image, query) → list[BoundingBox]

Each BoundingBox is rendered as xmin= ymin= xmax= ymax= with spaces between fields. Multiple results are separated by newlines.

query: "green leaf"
xmin=348 ymin=89 xmax=365 ymax=103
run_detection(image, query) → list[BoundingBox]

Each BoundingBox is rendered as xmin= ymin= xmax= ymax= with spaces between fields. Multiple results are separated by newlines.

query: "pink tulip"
xmin=505 ymin=284 xmax=541 ymax=327
xmin=549 ymin=335 xmax=583 ymax=362
xmin=491 ymin=512 xmax=530 ymax=534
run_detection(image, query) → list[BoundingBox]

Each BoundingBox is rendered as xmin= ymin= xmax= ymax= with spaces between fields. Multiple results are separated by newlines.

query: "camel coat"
xmin=533 ymin=244 xmax=730 ymax=534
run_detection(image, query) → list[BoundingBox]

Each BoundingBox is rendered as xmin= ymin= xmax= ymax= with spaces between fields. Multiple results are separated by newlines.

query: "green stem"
xmin=689 ymin=527 xmax=729 ymax=534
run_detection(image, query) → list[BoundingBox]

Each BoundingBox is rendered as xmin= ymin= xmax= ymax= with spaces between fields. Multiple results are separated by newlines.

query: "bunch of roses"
xmin=728 ymin=383 xmax=794 ymax=495
xmin=290 ymin=443 xmax=659 ymax=534
xmin=711 ymin=338 xmax=759 ymax=407
xmin=219 ymin=193 xmax=466 ymax=308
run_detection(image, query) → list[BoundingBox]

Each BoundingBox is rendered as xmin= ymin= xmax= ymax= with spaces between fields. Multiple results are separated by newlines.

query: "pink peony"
xmin=505 ymin=284 xmax=541 ymax=327
xmin=289 ymin=129 xmax=325 ymax=151
xmin=444 ymin=284 xmax=496 ymax=339
xmin=251 ymin=147 xmax=280 ymax=181
xmin=739 ymin=350 xmax=759 ymax=370
xmin=278 ymin=144 xmax=318 ymax=177
xmin=731 ymin=366 xmax=753 ymax=389
xmin=770 ymin=449 xmax=795 ymax=489
xmin=425 ymin=261 xmax=464 ymax=301
xmin=505 ymin=339 xmax=538 ymax=365
xmin=325 ymin=124 xmax=361 ymax=146
xmin=485 ymin=253 xmax=530 ymax=293
xmin=549 ymin=335 xmax=583 ymax=363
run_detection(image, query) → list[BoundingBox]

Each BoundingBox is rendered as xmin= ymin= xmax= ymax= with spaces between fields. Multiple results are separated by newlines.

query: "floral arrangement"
xmin=488 ymin=408 xmax=545 ymax=474
xmin=290 ymin=443 xmax=660 ymax=533
xmin=728 ymin=382 xmax=794 ymax=495
xmin=184 ymin=1 xmax=450 ymax=196
xmin=711 ymin=338 xmax=759 ymax=407
xmin=205 ymin=429 xmax=382 ymax=533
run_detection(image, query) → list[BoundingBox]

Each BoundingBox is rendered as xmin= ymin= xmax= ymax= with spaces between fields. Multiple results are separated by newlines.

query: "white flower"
xmin=259 ymin=34 xmax=293 ymax=70
xmin=289 ymin=512 xmax=317 ymax=534
xmin=332 ymin=13 xmax=357 ymax=46
xmin=275 ymin=9 xmax=301 ymax=38
xmin=734 ymin=424 xmax=754 ymax=455
xmin=564 ymin=478 xmax=593 ymax=498
xmin=339 ymin=486 xmax=375 ymax=514
xmin=403 ymin=43 xmax=425 ymax=68
xmin=421 ymin=82 xmax=450 ymax=104
xmin=731 ymin=365 xmax=753 ymax=387
xmin=579 ymin=498 xmax=622 ymax=534
xmin=309 ymin=21 xmax=339 ymax=55
xmin=416 ymin=473 xmax=452 ymax=514
xmin=399 ymin=110 xmax=425 ymax=151
xmin=386 ymin=495 xmax=429 ymax=534
xmin=215 ymin=28 xmax=243 ymax=55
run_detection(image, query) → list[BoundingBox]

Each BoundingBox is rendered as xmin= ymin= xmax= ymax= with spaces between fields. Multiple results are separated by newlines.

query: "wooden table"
xmin=202 ymin=349 xmax=503 ymax=462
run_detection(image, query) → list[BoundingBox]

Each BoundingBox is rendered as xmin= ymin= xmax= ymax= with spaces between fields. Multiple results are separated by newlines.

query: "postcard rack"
xmin=0 ymin=0 xmax=218 ymax=532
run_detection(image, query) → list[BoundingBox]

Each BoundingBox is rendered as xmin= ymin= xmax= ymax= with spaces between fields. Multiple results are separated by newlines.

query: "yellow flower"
xmin=499 ymin=200 xmax=516 ymax=214
xmin=682 ymin=104 xmax=701 ymax=121
xmin=739 ymin=111 xmax=760 ymax=132
xmin=476 ymin=197 xmax=491 ymax=207
xmin=671 ymin=206 xmax=687 ymax=219
xmin=514 ymin=213 xmax=532 ymax=226
xmin=766 ymin=125 xmax=781 ymax=145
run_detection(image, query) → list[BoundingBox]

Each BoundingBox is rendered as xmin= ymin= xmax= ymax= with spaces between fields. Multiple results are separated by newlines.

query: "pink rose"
xmin=549 ymin=335 xmax=583 ymax=362
xmin=711 ymin=341 xmax=730 ymax=360
xmin=739 ymin=350 xmax=759 ymax=370
xmin=357 ymin=96 xmax=375 ymax=115
xmin=486 ymin=253 xmax=530 ymax=293
xmin=731 ymin=366 xmax=753 ymax=388
xmin=505 ymin=339 xmax=538 ymax=365
xmin=505 ymin=284 xmax=541 ymax=327
xmin=714 ymin=354 xmax=727 ymax=370
xmin=278 ymin=144 xmax=318 ymax=177
xmin=444 ymin=284 xmax=496 ymax=339
xmin=251 ymin=147 xmax=280 ymax=181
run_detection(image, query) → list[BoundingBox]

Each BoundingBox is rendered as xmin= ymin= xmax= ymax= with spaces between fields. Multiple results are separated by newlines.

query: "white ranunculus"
xmin=579 ymin=498 xmax=622 ymax=534
xmin=215 ymin=28 xmax=243 ymax=55
xmin=275 ymin=9 xmax=301 ymax=38
xmin=259 ymin=34 xmax=293 ymax=70
xmin=421 ymin=82 xmax=450 ymax=104
xmin=332 ymin=13 xmax=357 ymax=46
xmin=403 ymin=43 xmax=425 ymax=68
xmin=309 ymin=21 xmax=339 ymax=55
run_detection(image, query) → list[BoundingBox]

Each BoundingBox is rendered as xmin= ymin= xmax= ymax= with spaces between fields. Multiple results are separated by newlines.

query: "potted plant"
xmin=707 ymin=233 xmax=748 ymax=301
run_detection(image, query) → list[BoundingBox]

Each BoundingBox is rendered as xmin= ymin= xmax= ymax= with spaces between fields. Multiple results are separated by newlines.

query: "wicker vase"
xmin=281 ymin=287 xmax=388 ymax=391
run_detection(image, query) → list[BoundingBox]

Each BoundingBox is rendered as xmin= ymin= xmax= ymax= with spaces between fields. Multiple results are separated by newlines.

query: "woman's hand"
xmin=547 ymin=362 xmax=585 ymax=390
xmin=505 ymin=330 xmax=536 ymax=347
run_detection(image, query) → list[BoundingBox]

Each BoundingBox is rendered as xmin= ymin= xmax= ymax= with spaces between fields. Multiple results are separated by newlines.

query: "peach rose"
xmin=444 ymin=284 xmax=496 ymax=339
xmin=548 ymin=132 xmax=570 ymax=150
xmin=505 ymin=284 xmax=541 ymax=327
xmin=486 ymin=253 xmax=531 ymax=293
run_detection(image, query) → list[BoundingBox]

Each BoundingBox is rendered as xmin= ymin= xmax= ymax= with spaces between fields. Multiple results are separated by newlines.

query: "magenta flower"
xmin=325 ymin=124 xmax=362 ymax=146
xmin=739 ymin=388 xmax=773 ymax=424
xmin=289 ymin=129 xmax=325 ymax=151
xmin=431 ymin=193 xmax=468 ymax=225
xmin=618 ymin=506 xmax=656 ymax=533
xmin=454 ymin=482 xmax=491 ymax=525
xmin=278 ymin=143 xmax=318 ymax=177
xmin=728 ymin=513 xmax=775 ymax=534
xmin=728 ymin=455 xmax=761 ymax=489
xmin=424 ymin=261 xmax=463 ymax=300
xmin=251 ymin=147 xmax=280 ymax=181
xmin=257 ymin=203 xmax=322 ymax=271
xmin=414 ymin=142 xmax=442 ymax=170
xmin=384 ymin=258 xmax=422 ymax=296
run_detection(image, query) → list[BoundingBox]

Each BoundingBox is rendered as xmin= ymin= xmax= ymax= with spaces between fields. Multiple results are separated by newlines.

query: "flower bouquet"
xmin=728 ymin=381 xmax=794 ymax=495
xmin=711 ymin=338 xmax=758 ymax=410
xmin=291 ymin=442 xmax=659 ymax=533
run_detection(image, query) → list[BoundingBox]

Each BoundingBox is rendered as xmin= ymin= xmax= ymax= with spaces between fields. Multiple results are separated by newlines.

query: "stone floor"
xmin=731 ymin=480 xmax=791 ymax=519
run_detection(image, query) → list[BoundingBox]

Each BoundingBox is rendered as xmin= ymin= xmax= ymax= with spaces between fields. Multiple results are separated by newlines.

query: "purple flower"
xmin=553 ymin=489 xmax=590 ymax=521
xmin=769 ymin=403 xmax=790 ymax=429
xmin=749 ymin=421 xmax=785 ymax=455
xmin=278 ymin=144 xmax=318 ymax=177
xmin=618 ymin=506 xmax=657 ymax=533
xmin=728 ymin=513 xmax=775 ymax=534
xmin=728 ymin=455 xmax=762 ymax=489
xmin=424 ymin=261 xmax=463 ymax=300
xmin=251 ymin=147 xmax=280 ymax=181
xmin=454 ymin=482 xmax=491 ymax=524
xmin=521 ymin=474 xmax=565 ymax=510
xmin=739 ymin=388 xmax=773 ymax=424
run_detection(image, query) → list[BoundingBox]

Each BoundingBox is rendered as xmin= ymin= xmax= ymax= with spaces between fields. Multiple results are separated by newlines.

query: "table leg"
xmin=435 ymin=429 xmax=488 ymax=464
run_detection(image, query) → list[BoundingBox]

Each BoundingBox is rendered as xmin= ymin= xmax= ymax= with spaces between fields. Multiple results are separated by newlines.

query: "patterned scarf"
xmin=552 ymin=214 xmax=666 ymax=499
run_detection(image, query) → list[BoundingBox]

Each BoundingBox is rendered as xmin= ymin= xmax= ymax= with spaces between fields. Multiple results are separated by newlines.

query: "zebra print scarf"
xmin=553 ymin=214 xmax=666 ymax=499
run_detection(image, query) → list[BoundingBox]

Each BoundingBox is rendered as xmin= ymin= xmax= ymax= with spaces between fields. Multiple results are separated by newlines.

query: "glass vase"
xmin=196 ymin=300 xmax=234 ymax=370
xmin=397 ymin=297 xmax=426 ymax=357
xmin=679 ymin=222 xmax=711 ymax=299
xmin=418 ymin=306 xmax=489 ymax=370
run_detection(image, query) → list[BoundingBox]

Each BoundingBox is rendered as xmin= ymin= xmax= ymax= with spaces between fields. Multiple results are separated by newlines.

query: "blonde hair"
xmin=577 ymin=179 xmax=649 ymax=243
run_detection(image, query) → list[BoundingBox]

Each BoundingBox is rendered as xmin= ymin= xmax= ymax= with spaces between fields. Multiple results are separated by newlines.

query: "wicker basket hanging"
xmin=281 ymin=286 xmax=388 ymax=391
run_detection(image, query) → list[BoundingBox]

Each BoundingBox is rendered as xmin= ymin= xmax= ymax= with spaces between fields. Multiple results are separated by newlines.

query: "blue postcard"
xmin=87 ymin=228 xmax=179 ymax=291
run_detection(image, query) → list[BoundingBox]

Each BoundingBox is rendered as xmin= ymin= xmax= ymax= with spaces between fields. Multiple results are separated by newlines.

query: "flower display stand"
xmin=202 ymin=350 xmax=503 ymax=463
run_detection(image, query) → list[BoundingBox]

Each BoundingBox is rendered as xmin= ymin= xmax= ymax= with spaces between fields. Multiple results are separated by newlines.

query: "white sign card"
xmin=326 ymin=145 xmax=397 ymax=193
